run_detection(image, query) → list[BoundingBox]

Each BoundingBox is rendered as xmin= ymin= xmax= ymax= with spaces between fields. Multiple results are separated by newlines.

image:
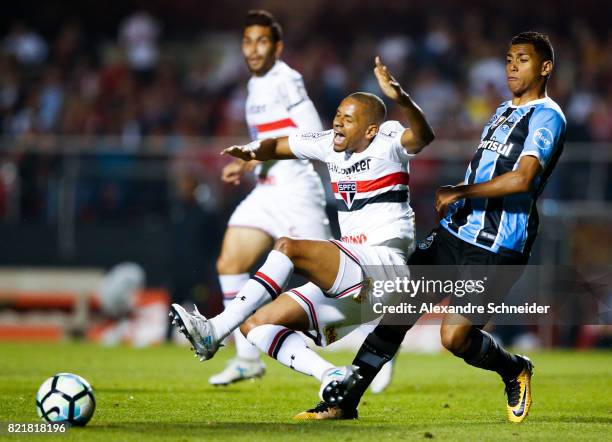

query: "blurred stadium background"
xmin=0 ymin=0 xmax=610 ymax=351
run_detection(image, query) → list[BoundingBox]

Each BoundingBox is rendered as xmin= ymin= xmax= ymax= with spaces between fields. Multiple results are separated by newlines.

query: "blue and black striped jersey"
xmin=441 ymin=97 xmax=566 ymax=257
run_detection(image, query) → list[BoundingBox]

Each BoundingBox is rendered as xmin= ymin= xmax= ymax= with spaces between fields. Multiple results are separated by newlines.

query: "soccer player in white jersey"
xmin=171 ymin=57 xmax=435 ymax=418
xmin=209 ymin=10 xmax=331 ymax=386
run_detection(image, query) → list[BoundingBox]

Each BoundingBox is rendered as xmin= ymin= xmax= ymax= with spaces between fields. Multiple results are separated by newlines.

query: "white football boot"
xmin=319 ymin=365 xmax=363 ymax=404
xmin=170 ymin=304 xmax=220 ymax=361
xmin=369 ymin=358 xmax=395 ymax=394
xmin=208 ymin=358 xmax=266 ymax=386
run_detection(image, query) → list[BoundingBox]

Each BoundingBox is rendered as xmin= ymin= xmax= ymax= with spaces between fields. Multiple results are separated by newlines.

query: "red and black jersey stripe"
xmin=331 ymin=172 xmax=409 ymax=193
xmin=335 ymin=190 xmax=408 ymax=212
xmin=332 ymin=172 xmax=409 ymax=212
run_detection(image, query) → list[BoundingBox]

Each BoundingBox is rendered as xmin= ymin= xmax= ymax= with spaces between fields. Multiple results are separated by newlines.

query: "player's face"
xmin=506 ymin=44 xmax=545 ymax=96
xmin=332 ymin=98 xmax=374 ymax=153
xmin=242 ymin=25 xmax=280 ymax=76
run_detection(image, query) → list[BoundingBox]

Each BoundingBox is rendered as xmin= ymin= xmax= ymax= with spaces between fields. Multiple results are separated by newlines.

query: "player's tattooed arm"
xmin=373 ymin=56 xmax=435 ymax=154
xmin=435 ymin=156 xmax=542 ymax=218
xmin=221 ymin=137 xmax=296 ymax=161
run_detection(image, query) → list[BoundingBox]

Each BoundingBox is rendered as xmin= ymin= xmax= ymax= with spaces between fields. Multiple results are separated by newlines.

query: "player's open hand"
xmin=221 ymin=145 xmax=257 ymax=161
xmin=374 ymin=56 xmax=405 ymax=102
xmin=435 ymin=185 xmax=460 ymax=219
xmin=221 ymin=160 xmax=247 ymax=185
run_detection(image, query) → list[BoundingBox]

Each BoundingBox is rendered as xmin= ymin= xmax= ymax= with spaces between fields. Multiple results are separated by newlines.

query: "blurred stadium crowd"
xmin=1 ymin=2 xmax=611 ymax=145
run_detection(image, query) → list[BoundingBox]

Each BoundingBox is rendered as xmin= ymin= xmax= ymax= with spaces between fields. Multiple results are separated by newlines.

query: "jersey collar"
xmin=507 ymin=96 xmax=550 ymax=108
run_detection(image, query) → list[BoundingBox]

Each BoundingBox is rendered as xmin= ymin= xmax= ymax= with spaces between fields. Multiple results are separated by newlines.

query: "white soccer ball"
xmin=36 ymin=373 xmax=96 ymax=426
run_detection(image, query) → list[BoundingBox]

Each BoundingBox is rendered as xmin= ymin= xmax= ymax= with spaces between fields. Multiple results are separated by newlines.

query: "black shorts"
xmin=407 ymin=227 xmax=528 ymax=325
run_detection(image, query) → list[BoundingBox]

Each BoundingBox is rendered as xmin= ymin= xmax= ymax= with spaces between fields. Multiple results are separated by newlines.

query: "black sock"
xmin=344 ymin=324 xmax=408 ymax=409
xmin=460 ymin=328 xmax=525 ymax=380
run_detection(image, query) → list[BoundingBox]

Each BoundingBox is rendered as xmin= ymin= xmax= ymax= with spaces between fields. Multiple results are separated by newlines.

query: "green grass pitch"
xmin=0 ymin=342 xmax=610 ymax=441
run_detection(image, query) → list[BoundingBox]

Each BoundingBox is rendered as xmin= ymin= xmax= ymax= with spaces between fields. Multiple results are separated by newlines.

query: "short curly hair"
xmin=511 ymin=31 xmax=554 ymax=63
xmin=244 ymin=10 xmax=283 ymax=43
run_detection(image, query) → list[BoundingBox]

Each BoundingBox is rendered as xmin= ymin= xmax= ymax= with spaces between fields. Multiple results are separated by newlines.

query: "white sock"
xmin=247 ymin=324 xmax=334 ymax=380
xmin=219 ymin=273 xmax=249 ymax=302
xmin=211 ymin=250 xmax=294 ymax=340
xmin=220 ymin=273 xmax=260 ymax=361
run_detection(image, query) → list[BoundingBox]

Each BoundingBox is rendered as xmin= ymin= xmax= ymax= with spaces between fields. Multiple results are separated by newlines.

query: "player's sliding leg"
xmin=171 ymin=237 xmax=341 ymax=361
xmin=240 ymin=295 xmax=334 ymax=380
xmin=212 ymin=237 xmax=341 ymax=340
xmin=171 ymin=246 xmax=294 ymax=360
xmin=440 ymin=316 xmax=533 ymax=423
xmin=240 ymin=293 xmax=360 ymax=420
xmin=209 ymin=227 xmax=272 ymax=385
xmin=211 ymin=272 xmax=266 ymax=384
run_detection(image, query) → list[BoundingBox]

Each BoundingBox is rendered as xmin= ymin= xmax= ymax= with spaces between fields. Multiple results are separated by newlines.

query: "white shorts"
xmin=286 ymin=240 xmax=411 ymax=347
xmin=228 ymin=184 xmax=331 ymax=240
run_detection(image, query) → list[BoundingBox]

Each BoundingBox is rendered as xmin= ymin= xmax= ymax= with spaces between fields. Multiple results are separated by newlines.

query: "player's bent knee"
xmin=240 ymin=317 xmax=259 ymax=337
xmin=240 ymin=312 xmax=277 ymax=336
xmin=216 ymin=253 xmax=247 ymax=275
xmin=273 ymin=236 xmax=299 ymax=259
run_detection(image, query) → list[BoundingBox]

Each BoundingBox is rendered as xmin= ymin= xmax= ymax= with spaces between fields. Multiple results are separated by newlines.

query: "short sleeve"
xmin=278 ymin=75 xmax=310 ymax=111
xmin=378 ymin=120 xmax=413 ymax=163
xmin=288 ymin=130 xmax=332 ymax=162
xmin=519 ymin=107 xmax=565 ymax=169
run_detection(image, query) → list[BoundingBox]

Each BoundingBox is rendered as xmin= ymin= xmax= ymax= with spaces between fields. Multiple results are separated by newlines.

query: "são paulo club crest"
xmin=337 ymin=181 xmax=357 ymax=209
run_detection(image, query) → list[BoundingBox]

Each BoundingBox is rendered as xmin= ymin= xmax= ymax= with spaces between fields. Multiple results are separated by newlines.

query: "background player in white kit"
xmin=210 ymin=10 xmax=330 ymax=385
xmin=172 ymin=57 xmax=435 ymax=418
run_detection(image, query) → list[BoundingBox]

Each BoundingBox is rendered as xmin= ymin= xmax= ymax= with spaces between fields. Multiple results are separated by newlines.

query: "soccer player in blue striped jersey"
xmin=306 ymin=31 xmax=565 ymax=423
xmin=439 ymin=60 xmax=565 ymax=256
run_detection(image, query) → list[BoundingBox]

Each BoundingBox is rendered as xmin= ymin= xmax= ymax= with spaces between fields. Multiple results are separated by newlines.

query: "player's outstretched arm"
xmin=374 ymin=56 xmax=435 ymax=154
xmin=221 ymin=136 xmax=297 ymax=162
xmin=435 ymin=155 xmax=542 ymax=218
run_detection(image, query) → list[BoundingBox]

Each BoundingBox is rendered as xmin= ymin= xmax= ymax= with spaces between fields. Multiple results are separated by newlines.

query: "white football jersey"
xmin=288 ymin=121 xmax=416 ymax=255
xmin=246 ymin=60 xmax=323 ymax=187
